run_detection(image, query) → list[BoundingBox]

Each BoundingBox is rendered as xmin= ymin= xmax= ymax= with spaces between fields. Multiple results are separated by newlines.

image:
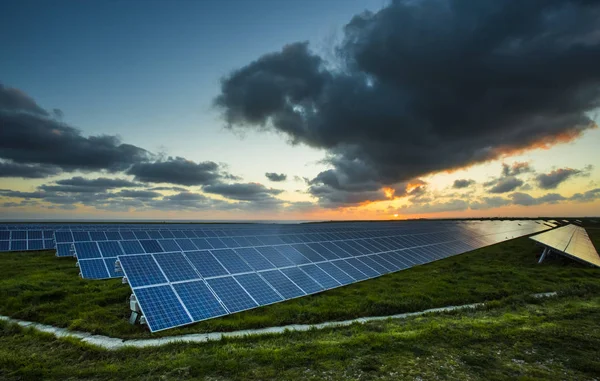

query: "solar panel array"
xmin=530 ymin=224 xmax=599 ymax=267
xmin=0 ymin=230 xmax=55 ymax=252
xmin=114 ymin=220 xmax=549 ymax=332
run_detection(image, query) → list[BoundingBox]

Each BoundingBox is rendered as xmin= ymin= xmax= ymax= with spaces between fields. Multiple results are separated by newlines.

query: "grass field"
xmin=1 ymin=229 xmax=599 ymax=339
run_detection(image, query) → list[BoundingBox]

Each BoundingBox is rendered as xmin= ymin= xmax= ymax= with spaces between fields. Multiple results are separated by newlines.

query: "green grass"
xmin=1 ymin=293 xmax=600 ymax=380
xmin=1 ymin=229 xmax=599 ymax=339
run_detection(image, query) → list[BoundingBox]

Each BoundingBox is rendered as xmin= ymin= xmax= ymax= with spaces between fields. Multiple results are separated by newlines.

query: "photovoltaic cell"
xmin=210 ymin=249 xmax=252 ymax=274
xmin=185 ymin=250 xmax=229 ymax=278
xmin=260 ymin=270 xmax=305 ymax=299
xmin=119 ymin=255 xmax=167 ymax=288
xmin=206 ymin=277 xmax=257 ymax=313
xmin=234 ymin=273 xmax=283 ymax=305
xmin=79 ymin=259 xmax=109 ymax=279
xmin=153 ymin=252 xmax=199 ymax=282
xmin=134 ymin=285 xmax=192 ymax=332
xmin=280 ymin=267 xmax=323 ymax=294
xmin=173 ymin=281 xmax=227 ymax=321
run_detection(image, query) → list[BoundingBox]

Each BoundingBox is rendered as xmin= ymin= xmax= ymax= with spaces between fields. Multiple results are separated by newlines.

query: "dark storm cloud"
xmin=216 ymin=0 xmax=600 ymax=207
xmin=452 ymin=179 xmax=475 ymax=189
xmin=488 ymin=177 xmax=524 ymax=194
xmin=0 ymin=83 xmax=48 ymax=116
xmin=113 ymin=190 xmax=162 ymax=199
xmin=127 ymin=157 xmax=224 ymax=186
xmin=536 ymin=166 xmax=592 ymax=189
xmin=37 ymin=176 xmax=141 ymax=193
xmin=202 ymin=182 xmax=283 ymax=202
xmin=0 ymin=85 xmax=150 ymax=174
xmin=0 ymin=161 xmax=61 ymax=178
xmin=265 ymin=172 xmax=287 ymax=182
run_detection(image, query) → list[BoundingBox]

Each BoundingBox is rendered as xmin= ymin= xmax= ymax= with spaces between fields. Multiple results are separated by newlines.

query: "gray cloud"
xmin=536 ymin=166 xmax=592 ymax=189
xmin=399 ymin=199 xmax=469 ymax=214
xmin=502 ymin=162 xmax=533 ymax=177
xmin=265 ymin=172 xmax=287 ymax=182
xmin=570 ymin=188 xmax=600 ymax=202
xmin=127 ymin=157 xmax=223 ymax=186
xmin=0 ymin=84 xmax=150 ymax=176
xmin=114 ymin=190 xmax=162 ymax=199
xmin=509 ymin=192 xmax=567 ymax=206
xmin=488 ymin=176 xmax=524 ymax=194
xmin=38 ymin=176 xmax=140 ymax=193
xmin=0 ymin=161 xmax=61 ymax=178
xmin=216 ymin=1 xmax=600 ymax=207
xmin=452 ymin=179 xmax=475 ymax=189
xmin=202 ymin=182 xmax=283 ymax=202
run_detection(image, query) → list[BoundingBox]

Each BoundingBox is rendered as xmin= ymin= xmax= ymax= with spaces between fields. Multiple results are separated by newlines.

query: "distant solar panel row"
xmin=0 ymin=230 xmax=55 ymax=252
xmin=72 ymin=221 xmax=536 ymax=279
xmin=530 ymin=224 xmax=599 ymax=267
xmin=118 ymin=220 xmax=549 ymax=331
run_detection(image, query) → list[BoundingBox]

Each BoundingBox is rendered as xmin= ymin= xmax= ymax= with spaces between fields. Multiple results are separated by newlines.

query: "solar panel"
xmin=530 ymin=224 xmax=600 ymax=267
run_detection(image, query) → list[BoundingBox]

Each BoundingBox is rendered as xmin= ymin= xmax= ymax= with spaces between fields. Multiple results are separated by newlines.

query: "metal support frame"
xmin=538 ymin=247 xmax=549 ymax=264
xmin=129 ymin=294 xmax=143 ymax=325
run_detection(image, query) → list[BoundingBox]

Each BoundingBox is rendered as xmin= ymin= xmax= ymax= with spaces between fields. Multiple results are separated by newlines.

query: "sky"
xmin=1 ymin=0 xmax=599 ymax=221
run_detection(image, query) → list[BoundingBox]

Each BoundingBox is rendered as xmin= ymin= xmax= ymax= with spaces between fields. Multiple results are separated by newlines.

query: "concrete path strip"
xmin=0 ymin=292 xmax=557 ymax=350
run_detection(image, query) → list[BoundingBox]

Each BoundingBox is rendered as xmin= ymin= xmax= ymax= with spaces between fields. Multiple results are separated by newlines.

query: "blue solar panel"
xmin=56 ymin=243 xmax=73 ymax=257
xmin=234 ymin=273 xmax=282 ymax=305
xmin=206 ymin=277 xmax=257 ymax=313
xmin=173 ymin=281 xmax=227 ymax=321
xmin=104 ymin=258 xmax=120 ymax=277
xmin=190 ymin=238 xmax=213 ymax=250
xmin=175 ymin=238 xmax=196 ymax=251
xmin=358 ymin=255 xmax=390 ymax=275
xmin=43 ymin=239 xmax=54 ymax=249
xmin=219 ymin=237 xmax=239 ymax=248
xmin=292 ymin=244 xmax=327 ymax=262
xmin=260 ymin=270 xmax=305 ymax=299
xmin=147 ymin=231 xmax=162 ymax=239
xmin=255 ymin=246 xmax=295 ymax=267
xmin=121 ymin=240 xmax=145 ymax=255
xmin=139 ymin=239 xmax=164 ymax=254
xmin=133 ymin=231 xmax=150 ymax=240
xmin=105 ymin=231 xmax=122 ymax=240
xmin=89 ymin=231 xmax=107 ymax=241
xmin=27 ymin=240 xmax=44 ymax=250
xmin=74 ymin=242 xmax=101 ymax=259
xmin=120 ymin=231 xmax=136 ymax=240
xmin=306 ymin=243 xmax=340 ymax=260
xmin=234 ymin=247 xmax=276 ymax=271
xmin=43 ymin=230 xmax=54 ymax=239
xmin=346 ymin=257 xmax=379 ymax=278
xmin=97 ymin=241 xmax=124 ymax=258
xmin=28 ymin=231 xmax=42 ymax=240
xmin=334 ymin=241 xmax=363 ymax=257
xmin=274 ymin=245 xmax=312 ymax=265
xmin=158 ymin=239 xmax=181 ymax=252
xmin=281 ymin=267 xmax=323 ymax=294
xmin=159 ymin=230 xmax=175 ymax=239
xmin=79 ymin=259 xmax=109 ymax=279
xmin=299 ymin=264 xmax=340 ymax=289
xmin=185 ymin=250 xmax=229 ymax=278
xmin=12 ymin=231 xmax=26 ymax=240
xmin=119 ymin=255 xmax=167 ymax=288
xmin=331 ymin=260 xmax=367 ymax=281
xmin=232 ymin=236 xmax=251 ymax=247
xmin=0 ymin=241 xmax=9 ymax=251
xmin=210 ymin=249 xmax=252 ymax=274
xmin=153 ymin=252 xmax=199 ymax=282
xmin=320 ymin=242 xmax=351 ymax=258
xmin=205 ymin=238 xmax=226 ymax=249
xmin=134 ymin=285 xmax=192 ymax=332
xmin=72 ymin=231 xmax=91 ymax=242
xmin=0 ymin=231 xmax=9 ymax=240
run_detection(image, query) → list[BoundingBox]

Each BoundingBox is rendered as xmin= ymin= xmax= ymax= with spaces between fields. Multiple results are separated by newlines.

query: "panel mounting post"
xmin=538 ymin=247 xmax=549 ymax=264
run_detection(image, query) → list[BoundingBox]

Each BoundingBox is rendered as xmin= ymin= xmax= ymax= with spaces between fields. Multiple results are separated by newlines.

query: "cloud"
xmin=0 ymin=161 xmax=61 ymax=178
xmin=0 ymin=85 xmax=150 ymax=176
xmin=202 ymin=182 xmax=283 ymax=202
xmin=113 ymin=190 xmax=162 ymax=199
xmin=509 ymin=192 xmax=567 ymax=206
xmin=488 ymin=177 xmax=524 ymax=194
xmin=127 ymin=157 xmax=224 ymax=186
xmin=502 ymin=162 xmax=532 ymax=177
xmin=147 ymin=186 xmax=188 ymax=192
xmin=452 ymin=179 xmax=475 ymax=189
xmin=469 ymin=196 xmax=511 ymax=210
xmin=536 ymin=166 xmax=592 ymax=189
xmin=38 ymin=176 xmax=140 ymax=193
xmin=215 ymin=1 xmax=600 ymax=207
xmin=265 ymin=172 xmax=287 ymax=182
xmin=570 ymin=188 xmax=600 ymax=203
xmin=399 ymin=199 xmax=469 ymax=214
